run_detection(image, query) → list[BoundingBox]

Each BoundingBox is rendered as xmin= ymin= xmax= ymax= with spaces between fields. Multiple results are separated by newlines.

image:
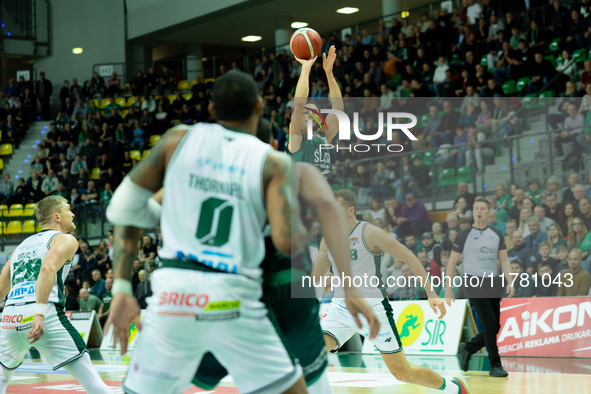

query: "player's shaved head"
xmin=212 ymin=70 xmax=259 ymax=121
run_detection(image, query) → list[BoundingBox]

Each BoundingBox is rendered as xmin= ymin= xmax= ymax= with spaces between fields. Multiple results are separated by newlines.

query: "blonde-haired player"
xmin=315 ymin=189 xmax=472 ymax=394
xmin=0 ymin=196 xmax=112 ymax=394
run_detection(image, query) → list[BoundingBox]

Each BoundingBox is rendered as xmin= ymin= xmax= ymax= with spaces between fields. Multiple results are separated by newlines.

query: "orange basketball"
xmin=290 ymin=28 xmax=322 ymax=60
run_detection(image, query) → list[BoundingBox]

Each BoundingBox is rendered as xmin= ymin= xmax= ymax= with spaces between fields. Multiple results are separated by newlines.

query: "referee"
xmin=445 ymin=197 xmax=515 ymax=378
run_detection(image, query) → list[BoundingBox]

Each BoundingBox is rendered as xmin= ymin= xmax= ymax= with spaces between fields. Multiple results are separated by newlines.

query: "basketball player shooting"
xmin=289 ymin=45 xmax=342 ymax=177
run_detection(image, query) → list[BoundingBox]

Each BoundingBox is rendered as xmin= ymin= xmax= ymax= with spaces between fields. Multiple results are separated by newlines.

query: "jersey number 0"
xmin=196 ymin=197 xmax=233 ymax=247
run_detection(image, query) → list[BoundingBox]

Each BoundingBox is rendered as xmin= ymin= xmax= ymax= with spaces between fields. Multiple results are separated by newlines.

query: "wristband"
xmin=113 ymin=279 xmax=133 ymax=296
xmin=35 ymin=303 xmax=48 ymax=316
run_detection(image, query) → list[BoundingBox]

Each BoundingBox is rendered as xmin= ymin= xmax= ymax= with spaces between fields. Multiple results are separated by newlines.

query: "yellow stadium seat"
xmin=23 ymin=208 xmax=35 ymax=217
xmin=5 ymin=221 xmax=21 ymax=234
xmin=169 ymin=119 xmax=181 ymax=125
xmin=130 ymin=150 xmax=141 ymax=161
xmin=182 ymin=93 xmax=192 ymax=101
xmin=123 ymin=83 xmax=131 ymax=90
xmin=0 ymin=205 xmax=7 ymax=216
xmin=121 ymin=109 xmax=129 ymax=119
xmin=0 ymin=144 xmax=13 ymax=156
xmin=154 ymin=95 xmax=160 ymax=102
xmin=190 ymin=80 xmax=197 ymax=87
xmin=22 ymin=220 xmax=35 ymax=233
xmin=90 ymin=168 xmax=101 ymax=180
xmin=7 ymin=204 xmax=23 ymax=218
xmin=177 ymin=80 xmax=190 ymax=90
xmin=36 ymin=223 xmax=42 ymax=233
xmin=141 ymin=150 xmax=151 ymax=160
xmin=204 ymin=78 xmax=215 ymax=85
xmin=0 ymin=159 xmax=4 ymax=170
xmin=99 ymin=98 xmax=111 ymax=109
xmin=126 ymin=96 xmax=135 ymax=107
xmin=149 ymin=135 xmax=161 ymax=146
xmin=25 ymin=203 xmax=36 ymax=210
xmin=115 ymin=97 xmax=127 ymax=107
xmin=167 ymin=94 xmax=177 ymax=104
xmin=88 ymin=99 xmax=99 ymax=108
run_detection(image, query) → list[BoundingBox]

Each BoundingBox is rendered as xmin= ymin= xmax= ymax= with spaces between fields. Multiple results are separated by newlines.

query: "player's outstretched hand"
xmin=506 ymin=284 xmax=515 ymax=298
xmin=294 ymin=55 xmax=318 ymax=68
xmin=323 ymin=46 xmax=337 ymax=74
xmin=108 ymin=293 xmax=142 ymax=356
xmin=27 ymin=315 xmax=45 ymax=344
xmin=344 ymin=288 xmax=380 ymax=339
xmin=429 ymin=297 xmax=447 ymax=320
xmin=444 ymin=287 xmax=455 ymax=307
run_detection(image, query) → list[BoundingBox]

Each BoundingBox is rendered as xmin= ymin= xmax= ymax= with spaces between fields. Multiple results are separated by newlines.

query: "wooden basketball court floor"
xmin=4 ymin=350 xmax=591 ymax=393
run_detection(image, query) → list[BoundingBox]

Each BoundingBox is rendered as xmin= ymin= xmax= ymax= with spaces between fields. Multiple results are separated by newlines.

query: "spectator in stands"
xmin=557 ymin=249 xmax=591 ymax=296
xmin=130 ymin=120 xmax=146 ymax=152
xmin=560 ymin=201 xmax=580 ymax=236
xmin=450 ymin=127 xmax=469 ymax=169
xmin=441 ymin=228 xmax=459 ymax=251
xmin=525 ymin=217 xmax=547 ymax=262
xmin=432 ymin=222 xmax=445 ymax=244
xmin=532 ymin=263 xmax=558 ymax=297
xmin=509 ymin=261 xmax=534 ymax=297
xmin=568 ymin=217 xmax=588 ymax=251
xmin=391 ymin=263 xmax=416 ymax=300
xmin=488 ymin=208 xmax=505 ymax=235
xmin=563 ymin=173 xmax=580 ymax=203
xmin=41 ymin=169 xmax=59 ymax=196
xmin=527 ymin=179 xmax=542 ymax=205
xmin=537 ymin=241 xmax=559 ymax=270
xmin=528 ymin=52 xmax=557 ymax=93
xmin=573 ymin=184 xmax=587 ymax=205
xmin=519 ymin=207 xmax=533 ymax=237
xmin=91 ymin=269 xmax=106 ymax=299
xmin=35 ymin=72 xmax=53 ymax=120
xmin=98 ymin=277 xmax=112 ymax=328
xmin=453 ymin=182 xmax=476 ymax=210
xmin=541 ymin=176 xmax=562 ymax=206
xmin=135 ymin=269 xmax=152 ymax=309
xmin=70 ymin=154 xmax=87 ymax=176
xmin=547 ymin=223 xmax=567 ymax=258
xmin=107 ymin=72 xmax=121 ymax=97
xmin=140 ymin=235 xmax=157 ymax=263
xmin=372 ymin=163 xmax=390 ymax=199
xmin=508 ymin=230 xmax=536 ymax=270
xmin=0 ymin=174 xmax=13 ymax=203
xmin=556 ymin=104 xmax=584 ymax=156
xmin=509 ymin=188 xmax=525 ymax=221
xmin=399 ymin=193 xmax=432 ymax=237
xmin=533 ymin=205 xmax=554 ymax=233
xmin=90 ymin=72 xmax=106 ymax=98
xmin=504 ymin=220 xmax=517 ymax=249
xmin=403 ymin=233 xmax=424 ymax=255
xmin=578 ymin=197 xmax=591 ymax=230
xmin=421 ymin=105 xmax=444 ymax=148
xmin=417 ymin=249 xmax=442 ymax=278
xmin=421 ymin=232 xmax=442 ymax=266
xmin=446 ymin=213 xmax=459 ymax=233
xmin=64 ymin=286 xmax=79 ymax=311
xmin=79 ymin=288 xmax=102 ymax=314
xmin=466 ymin=124 xmax=494 ymax=173
xmin=368 ymin=197 xmax=386 ymax=223
xmin=132 ymin=260 xmax=142 ymax=293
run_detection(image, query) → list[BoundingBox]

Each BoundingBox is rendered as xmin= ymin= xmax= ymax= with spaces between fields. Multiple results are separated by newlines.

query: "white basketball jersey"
xmin=327 ymin=221 xmax=387 ymax=303
xmin=6 ymin=230 xmax=70 ymax=307
xmin=159 ymin=123 xmax=273 ymax=279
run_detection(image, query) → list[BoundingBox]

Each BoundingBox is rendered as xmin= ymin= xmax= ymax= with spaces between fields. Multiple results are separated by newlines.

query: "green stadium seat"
xmin=423 ymin=151 xmax=433 ymax=167
xmin=411 ymin=153 xmax=422 ymax=162
xmin=420 ymin=113 xmax=430 ymax=127
xmin=436 ymin=168 xmax=455 ymax=187
xmin=573 ymin=48 xmax=587 ymax=63
xmin=544 ymin=55 xmax=556 ymax=67
xmin=480 ymin=55 xmax=488 ymax=67
xmin=456 ymin=166 xmax=472 ymax=184
xmin=502 ymin=80 xmax=516 ymax=95
xmin=331 ymin=184 xmax=340 ymax=191
xmin=345 ymin=182 xmax=353 ymax=189
xmin=548 ymin=38 xmax=560 ymax=52
xmin=516 ymin=77 xmax=530 ymax=93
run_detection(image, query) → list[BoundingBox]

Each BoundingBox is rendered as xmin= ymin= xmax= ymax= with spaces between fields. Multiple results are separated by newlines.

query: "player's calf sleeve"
xmin=307 ymin=369 xmax=333 ymax=394
xmin=62 ymin=353 xmax=113 ymax=394
xmin=0 ymin=367 xmax=15 ymax=394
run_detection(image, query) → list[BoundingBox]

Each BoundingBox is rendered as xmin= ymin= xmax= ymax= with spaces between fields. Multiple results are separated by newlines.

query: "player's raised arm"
xmin=289 ymin=56 xmax=317 ymax=153
xmin=323 ymin=45 xmax=344 ymax=144
xmin=0 ymin=257 xmax=11 ymax=300
xmin=29 ymin=234 xmax=79 ymax=344
xmin=263 ymin=151 xmax=308 ymax=256
xmin=365 ymin=225 xmax=447 ymax=319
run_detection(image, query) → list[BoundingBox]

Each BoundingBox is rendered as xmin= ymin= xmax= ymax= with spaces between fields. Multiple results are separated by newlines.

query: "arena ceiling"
xmin=131 ymin=0 xmax=432 ymax=48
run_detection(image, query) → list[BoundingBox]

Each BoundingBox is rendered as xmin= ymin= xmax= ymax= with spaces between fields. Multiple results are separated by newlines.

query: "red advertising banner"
xmin=498 ymin=297 xmax=591 ymax=358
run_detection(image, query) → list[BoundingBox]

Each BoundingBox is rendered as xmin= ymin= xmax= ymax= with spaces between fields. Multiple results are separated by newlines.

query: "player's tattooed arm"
xmin=263 ymin=151 xmax=307 ymax=256
xmin=289 ymin=55 xmax=317 ymax=153
xmin=0 ymin=257 xmax=11 ymax=300
xmin=127 ymin=124 xmax=190 ymax=192
xmin=112 ymin=226 xmax=141 ymax=281
xmin=323 ymin=45 xmax=344 ymax=144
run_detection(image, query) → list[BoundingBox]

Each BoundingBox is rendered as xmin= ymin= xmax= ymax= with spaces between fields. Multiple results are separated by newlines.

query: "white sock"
xmin=440 ymin=377 xmax=460 ymax=394
xmin=0 ymin=368 xmax=15 ymax=394
xmin=62 ymin=352 xmax=113 ymax=394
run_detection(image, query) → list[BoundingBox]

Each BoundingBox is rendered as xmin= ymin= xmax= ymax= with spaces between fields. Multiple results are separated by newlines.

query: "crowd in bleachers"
xmin=4 ymin=0 xmax=591 ymax=311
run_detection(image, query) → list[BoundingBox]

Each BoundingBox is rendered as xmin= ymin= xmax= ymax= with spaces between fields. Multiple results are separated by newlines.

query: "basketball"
xmin=290 ymin=28 xmax=322 ymax=60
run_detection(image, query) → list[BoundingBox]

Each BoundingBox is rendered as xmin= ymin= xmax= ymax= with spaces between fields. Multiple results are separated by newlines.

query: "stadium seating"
xmin=99 ymin=98 xmax=111 ymax=109
xmin=0 ymin=144 xmax=13 ymax=156
xmin=115 ymin=97 xmax=127 ymax=107
xmin=177 ymin=80 xmax=190 ymax=91
xmin=90 ymin=168 xmax=101 ymax=180
xmin=6 ymin=204 xmax=23 ymax=217
xmin=5 ymin=221 xmax=21 ymax=234
xmin=130 ymin=150 xmax=141 ymax=161
xmin=141 ymin=150 xmax=151 ymax=160
xmin=436 ymin=168 xmax=455 ymax=187
xmin=149 ymin=135 xmax=161 ymax=146
xmin=23 ymin=203 xmax=36 ymax=217
xmin=22 ymin=220 xmax=36 ymax=233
